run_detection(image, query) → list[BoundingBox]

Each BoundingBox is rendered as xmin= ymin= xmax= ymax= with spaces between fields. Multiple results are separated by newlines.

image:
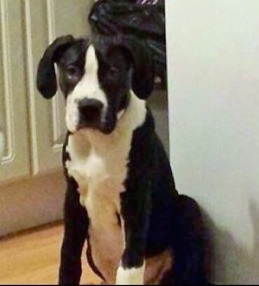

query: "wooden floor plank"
xmin=0 ymin=223 xmax=101 ymax=285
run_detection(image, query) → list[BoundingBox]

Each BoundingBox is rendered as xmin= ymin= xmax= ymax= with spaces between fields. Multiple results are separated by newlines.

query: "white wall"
xmin=166 ymin=1 xmax=259 ymax=284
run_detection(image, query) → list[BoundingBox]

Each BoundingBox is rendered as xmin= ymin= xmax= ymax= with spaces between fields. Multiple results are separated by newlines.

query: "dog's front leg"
xmin=59 ymin=178 xmax=88 ymax=285
xmin=116 ymin=183 xmax=150 ymax=285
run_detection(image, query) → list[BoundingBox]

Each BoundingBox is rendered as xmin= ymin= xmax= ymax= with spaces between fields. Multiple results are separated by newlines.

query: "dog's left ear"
xmin=36 ymin=35 xmax=74 ymax=99
xmin=120 ymin=36 xmax=154 ymax=99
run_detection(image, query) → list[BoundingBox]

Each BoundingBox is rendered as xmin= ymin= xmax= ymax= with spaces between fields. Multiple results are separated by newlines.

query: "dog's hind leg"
xmin=171 ymin=195 xmax=209 ymax=285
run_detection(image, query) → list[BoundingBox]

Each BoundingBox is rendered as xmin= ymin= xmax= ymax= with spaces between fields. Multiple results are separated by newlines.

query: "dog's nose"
xmin=78 ymin=98 xmax=103 ymax=125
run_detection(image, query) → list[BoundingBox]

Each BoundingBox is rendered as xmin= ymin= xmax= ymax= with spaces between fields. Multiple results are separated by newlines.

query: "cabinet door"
xmin=0 ymin=0 xmax=95 ymax=236
xmin=0 ymin=0 xmax=30 ymax=183
xmin=25 ymin=0 xmax=94 ymax=175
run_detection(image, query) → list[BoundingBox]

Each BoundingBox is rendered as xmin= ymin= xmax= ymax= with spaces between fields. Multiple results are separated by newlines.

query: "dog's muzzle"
xmin=77 ymin=98 xmax=103 ymax=129
xmin=75 ymin=98 xmax=115 ymax=134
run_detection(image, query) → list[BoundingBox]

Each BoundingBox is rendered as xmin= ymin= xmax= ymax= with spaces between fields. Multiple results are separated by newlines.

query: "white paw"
xmin=116 ymin=264 xmax=145 ymax=285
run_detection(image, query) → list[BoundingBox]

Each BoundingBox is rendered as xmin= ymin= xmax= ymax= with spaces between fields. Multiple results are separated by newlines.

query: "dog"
xmin=36 ymin=34 xmax=208 ymax=285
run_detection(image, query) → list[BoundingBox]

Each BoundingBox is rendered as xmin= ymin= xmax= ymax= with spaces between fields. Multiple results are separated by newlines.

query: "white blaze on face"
xmin=65 ymin=45 xmax=108 ymax=132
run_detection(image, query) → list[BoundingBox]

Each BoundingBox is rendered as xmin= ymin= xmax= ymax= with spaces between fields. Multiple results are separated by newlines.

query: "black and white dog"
xmin=36 ymin=35 xmax=207 ymax=285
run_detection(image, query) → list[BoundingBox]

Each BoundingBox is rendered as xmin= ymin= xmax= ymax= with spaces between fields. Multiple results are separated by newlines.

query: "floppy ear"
xmin=36 ymin=35 xmax=74 ymax=99
xmin=121 ymin=36 xmax=154 ymax=99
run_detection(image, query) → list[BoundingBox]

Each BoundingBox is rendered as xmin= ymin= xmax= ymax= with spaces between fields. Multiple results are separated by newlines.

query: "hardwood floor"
xmin=0 ymin=223 xmax=101 ymax=285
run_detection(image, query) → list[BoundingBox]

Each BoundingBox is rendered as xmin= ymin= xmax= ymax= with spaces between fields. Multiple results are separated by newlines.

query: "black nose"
xmin=78 ymin=98 xmax=103 ymax=127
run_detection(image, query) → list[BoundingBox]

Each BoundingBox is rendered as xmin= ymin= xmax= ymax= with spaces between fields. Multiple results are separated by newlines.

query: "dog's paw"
xmin=115 ymin=265 xmax=145 ymax=285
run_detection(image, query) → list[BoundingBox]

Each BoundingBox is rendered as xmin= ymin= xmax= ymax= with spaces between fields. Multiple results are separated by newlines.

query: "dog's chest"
xmin=66 ymin=132 xmax=130 ymax=199
xmin=65 ymin=131 xmax=131 ymax=282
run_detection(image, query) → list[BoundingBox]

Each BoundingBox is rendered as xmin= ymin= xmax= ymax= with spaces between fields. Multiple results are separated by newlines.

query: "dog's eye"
xmin=66 ymin=66 xmax=81 ymax=79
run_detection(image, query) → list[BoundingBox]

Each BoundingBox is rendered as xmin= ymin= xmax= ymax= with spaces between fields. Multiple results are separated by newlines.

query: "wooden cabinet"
xmin=0 ymin=0 xmax=94 ymax=236
xmin=0 ymin=0 xmax=30 ymax=182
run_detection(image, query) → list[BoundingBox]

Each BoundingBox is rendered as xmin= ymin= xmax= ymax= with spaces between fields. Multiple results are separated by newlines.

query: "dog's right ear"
xmin=36 ymin=35 xmax=74 ymax=99
xmin=118 ymin=36 xmax=155 ymax=100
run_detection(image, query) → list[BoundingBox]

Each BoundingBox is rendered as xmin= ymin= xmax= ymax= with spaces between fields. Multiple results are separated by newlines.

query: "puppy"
xmin=36 ymin=35 xmax=207 ymax=285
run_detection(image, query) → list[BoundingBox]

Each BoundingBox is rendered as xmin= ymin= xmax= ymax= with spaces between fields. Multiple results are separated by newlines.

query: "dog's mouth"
xmin=66 ymin=101 xmax=125 ymax=135
xmin=76 ymin=121 xmax=115 ymax=134
xmin=75 ymin=110 xmax=127 ymax=134
xmin=76 ymin=111 xmax=117 ymax=135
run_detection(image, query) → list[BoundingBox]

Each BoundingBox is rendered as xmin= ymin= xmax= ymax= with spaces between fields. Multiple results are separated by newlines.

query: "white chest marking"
xmin=66 ymin=132 xmax=127 ymax=283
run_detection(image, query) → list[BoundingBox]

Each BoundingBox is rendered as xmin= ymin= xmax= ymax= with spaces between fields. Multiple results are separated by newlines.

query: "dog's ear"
xmin=120 ymin=36 xmax=154 ymax=99
xmin=36 ymin=35 xmax=74 ymax=99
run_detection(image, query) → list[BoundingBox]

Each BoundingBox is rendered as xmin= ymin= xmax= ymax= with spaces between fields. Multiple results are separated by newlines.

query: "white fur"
xmin=116 ymin=264 xmax=145 ymax=285
xmin=65 ymin=45 xmax=108 ymax=132
xmin=66 ymin=92 xmax=146 ymax=283
xmin=115 ymin=250 xmax=173 ymax=285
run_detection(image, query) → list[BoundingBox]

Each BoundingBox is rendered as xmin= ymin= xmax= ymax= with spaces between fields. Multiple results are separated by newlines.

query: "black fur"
xmin=120 ymin=109 xmax=176 ymax=269
xmin=37 ymin=35 xmax=75 ymax=99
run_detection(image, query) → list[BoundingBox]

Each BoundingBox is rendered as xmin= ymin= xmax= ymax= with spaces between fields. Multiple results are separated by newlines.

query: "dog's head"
xmin=36 ymin=35 xmax=154 ymax=134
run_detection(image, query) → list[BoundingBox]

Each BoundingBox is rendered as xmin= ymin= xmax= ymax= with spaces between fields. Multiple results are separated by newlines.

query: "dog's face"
xmin=37 ymin=35 xmax=154 ymax=134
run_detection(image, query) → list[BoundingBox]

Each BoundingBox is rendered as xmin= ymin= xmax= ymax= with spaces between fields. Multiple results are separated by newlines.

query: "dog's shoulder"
xmin=128 ymin=106 xmax=174 ymax=182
